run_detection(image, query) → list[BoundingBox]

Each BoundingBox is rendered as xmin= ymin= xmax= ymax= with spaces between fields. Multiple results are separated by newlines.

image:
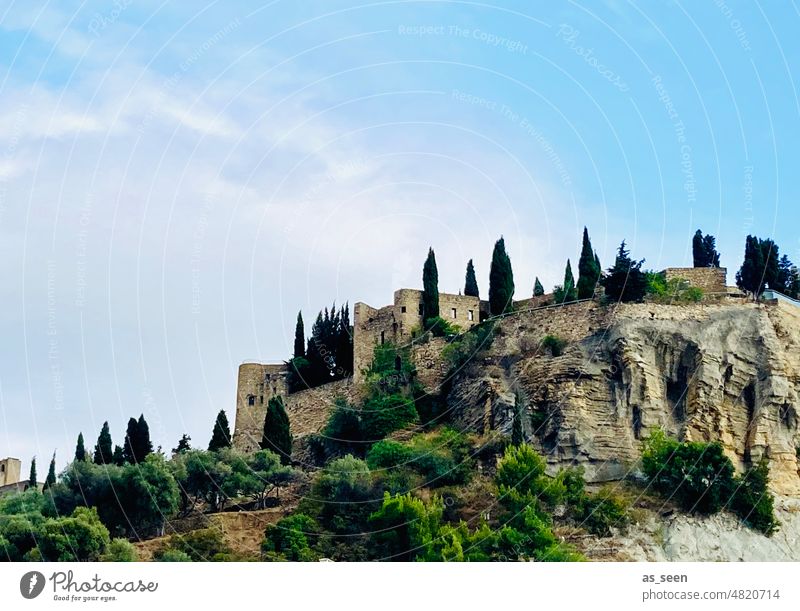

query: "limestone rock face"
xmin=447 ymin=301 xmax=800 ymax=494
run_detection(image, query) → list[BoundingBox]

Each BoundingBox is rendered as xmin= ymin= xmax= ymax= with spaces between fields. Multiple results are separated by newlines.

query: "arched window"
xmin=247 ymin=395 xmax=256 ymax=406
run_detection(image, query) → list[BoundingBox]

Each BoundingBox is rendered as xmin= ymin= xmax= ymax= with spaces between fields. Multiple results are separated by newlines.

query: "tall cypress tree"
xmin=93 ymin=421 xmax=113 ymax=465
xmin=28 ymin=457 xmax=37 ymax=487
xmin=208 ymin=409 xmax=232 ymax=452
xmin=123 ymin=418 xmax=138 ymax=464
xmin=44 ymin=453 xmax=56 ymax=490
xmin=112 ymin=445 xmax=125 ymax=467
xmin=422 ymin=247 xmax=440 ymax=324
xmin=489 ymin=237 xmax=515 ymax=315
xmin=464 ymin=259 xmax=479 ymax=298
xmin=75 ymin=433 xmax=87 ymax=462
xmin=335 ymin=303 xmax=353 ymax=376
xmin=533 ymin=277 xmax=544 ymax=297
xmin=293 ymin=311 xmax=305 ymax=359
xmin=702 ymin=234 xmax=721 ymax=267
xmin=576 ymin=227 xmax=600 ymax=299
xmin=135 ymin=414 xmax=153 ymax=462
xmin=261 ymin=396 xmax=292 ymax=464
xmin=693 ymin=230 xmax=721 ymax=267
xmin=558 ymin=259 xmax=577 ymax=303
xmin=736 ymin=235 xmax=766 ymax=296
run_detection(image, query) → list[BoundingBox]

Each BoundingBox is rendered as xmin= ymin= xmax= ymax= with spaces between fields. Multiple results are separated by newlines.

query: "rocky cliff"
xmin=447 ymin=300 xmax=800 ymax=495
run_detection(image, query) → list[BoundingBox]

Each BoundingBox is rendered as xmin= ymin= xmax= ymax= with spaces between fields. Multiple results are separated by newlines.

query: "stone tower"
xmin=0 ymin=457 xmax=21 ymax=487
xmin=231 ymin=362 xmax=291 ymax=453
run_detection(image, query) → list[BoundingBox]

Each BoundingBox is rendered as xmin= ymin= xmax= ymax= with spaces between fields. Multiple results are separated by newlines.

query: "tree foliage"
xmin=602 ymin=241 xmax=647 ymax=302
xmin=489 ymin=237 xmax=515 ymax=315
xmin=577 ymin=227 xmax=601 ymax=299
xmin=464 ymin=259 xmax=479 ymax=298
xmin=422 ymin=247 xmax=440 ymax=326
xmin=208 ymin=409 xmax=232 ymax=452
xmin=533 ymin=276 xmax=545 ymax=297
xmin=94 ymin=421 xmax=113 ymax=465
xmin=293 ymin=311 xmax=305 ymax=359
xmin=261 ymin=396 xmax=293 ymax=464
xmin=692 ymin=230 xmax=721 ymax=267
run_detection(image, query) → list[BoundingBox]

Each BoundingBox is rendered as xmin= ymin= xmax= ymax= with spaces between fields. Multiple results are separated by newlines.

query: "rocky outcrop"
xmin=447 ymin=300 xmax=800 ymax=494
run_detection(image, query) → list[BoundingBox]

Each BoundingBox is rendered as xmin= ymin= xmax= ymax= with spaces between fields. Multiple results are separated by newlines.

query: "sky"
xmin=1 ymin=1 xmax=798 ymax=471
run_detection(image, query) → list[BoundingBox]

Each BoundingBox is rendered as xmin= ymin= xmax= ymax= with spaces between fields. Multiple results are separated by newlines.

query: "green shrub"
xmin=495 ymin=443 xmax=564 ymax=505
xmin=368 ymin=492 xmax=443 ymax=561
xmin=442 ymin=322 xmax=496 ymax=372
xmin=641 ymin=429 xmax=735 ymax=514
xmin=541 ymin=335 xmax=567 ymax=356
xmin=729 ymin=460 xmax=778 ymax=535
xmin=303 ymin=456 xmax=378 ymax=534
xmin=578 ymin=486 xmax=631 ymax=537
xmin=366 ymin=440 xmax=413 ymax=470
xmin=167 ymin=528 xmax=230 ymax=562
xmin=37 ymin=507 xmax=110 ymax=562
xmin=424 ymin=316 xmax=461 ymax=338
xmin=103 ymin=538 xmax=139 ymax=562
xmin=155 ymin=549 xmax=192 ymax=562
xmin=360 ymin=394 xmax=418 ymax=440
xmin=262 ymin=514 xmax=320 ymax=561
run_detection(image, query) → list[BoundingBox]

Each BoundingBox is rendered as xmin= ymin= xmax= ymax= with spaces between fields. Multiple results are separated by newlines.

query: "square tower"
xmin=0 ymin=457 xmax=22 ymax=487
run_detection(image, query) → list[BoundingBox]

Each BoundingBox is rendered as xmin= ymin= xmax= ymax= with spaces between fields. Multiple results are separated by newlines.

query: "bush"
xmin=541 ymin=334 xmax=567 ymax=356
xmin=424 ymin=316 xmax=461 ymax=338
xmin=368 ymin=493 xmax=443 ymax=561
xmin=577 ymin=486 xmax=631 ymax=537
xmin=360 ymin=394 xmax=418 ymax=440
xmin=104 ymin=538 xmax=139 ymax=562
xmin=262 ymin=514 xmax=320 ymax=561
xmin=37 ymin=507 xmax=110 ymax=562
xmin=646 ymin=273 xmax=704 ymax=303
xmin=155 ymin=549 xmax=192 ymax=562
xmin=167 ymin=528 xmax=230 ymax=562
xmin=641 ymin=429 xmax=735 ymax=514
xmin=366 ymin=440 xmax=414 ymax=470
xmin=442 ymin=322 xmax=496 ymax=373
xmin=729 ymin=460 xmax=778 ymax=535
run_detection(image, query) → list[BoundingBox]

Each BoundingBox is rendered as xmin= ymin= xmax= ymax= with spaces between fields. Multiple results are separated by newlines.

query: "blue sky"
xmin=1 ymin=1 xmax=798 ymax=470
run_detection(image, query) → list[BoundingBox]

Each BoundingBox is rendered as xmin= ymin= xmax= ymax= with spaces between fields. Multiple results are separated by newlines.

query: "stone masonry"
xmin=663 ymin=267 xmax=727 ymax=294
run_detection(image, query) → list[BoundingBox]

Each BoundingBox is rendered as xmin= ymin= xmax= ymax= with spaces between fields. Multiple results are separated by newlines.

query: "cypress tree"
xmin=135 ymin=414 xmax=153 ymax=462
xmin=261 ymin=396 xmax=292 ymax=465
xmin=692 ymin=230 xmax=705 ymax=267
xmin=293 ymin=311 xmax=305 ymax=359
xmin=44 ymin=453 xmax=56 ymax=490
xmin=75 ymin=433 xmax=87 ymax=462
xmin=489 ymin=237 xmax=515 ymax=315
xmin=577 ymin=227 xmax=600 ymax=299
xmin=335 ymin=303 xmax=353 ymax=376
xmin=422 ymin=247 xmax=440 ymax=323
xmin=208 ymin=409 xmax=232 ymax=452
xmin=464 ymin=259 xmax=479 ymax=298
xmin=736 ymin=235 xmax=766 ymax=296
xmin=558 ymin=259 xmax=577 ymax=303
xmin=760 ymin=238 xmax=781 ymax=292
xmin=702 ymin=234 xmax=721 ymax=267
xmin=533 ymin=277 xmax=544 ymax=297
xmin=93 ymin=421 xmax=113 ymax=465
xmin=112 ymin=445 xmax=125 ymax=467
xmin=28 ymin=457 xmax=37 ymax=487
xmin=123 ymin=418 xmax=138 ymax=464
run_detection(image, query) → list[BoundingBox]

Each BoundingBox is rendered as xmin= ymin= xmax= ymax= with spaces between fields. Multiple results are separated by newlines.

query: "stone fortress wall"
xmin=0 ymin=457 xmax=21 ymax=487
xmin=663 ymin=267 xmax=728 ymax=294
xmin=232 ymin=266 xmax=741 ymax=455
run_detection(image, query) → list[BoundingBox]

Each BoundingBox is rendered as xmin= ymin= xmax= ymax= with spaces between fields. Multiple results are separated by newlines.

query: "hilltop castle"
xmin=232 ymin=266 xmax=731 ymax=454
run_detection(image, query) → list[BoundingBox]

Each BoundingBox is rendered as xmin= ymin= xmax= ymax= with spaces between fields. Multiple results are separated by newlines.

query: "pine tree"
xmin=172 ymin=434 xmax=192 ymax=455
xmin=533 ymin=277 xmax=544 ymax=297
xmin=112 ymin=445 xmax=125 ymax=467
xmin=123 ymin=418 xmax=138 ymax=464
xmin=75 ymin=433 xmax=87 ymax=462
xmin=43 ymin=453 xmax=56 ymax=490
xmin=511 ymin=392 xmax=524 ymax=446
xmin=135 ymin=414 xmax=153 ymax=462
xmin=577 ymin=227 xmax=601 ymax=299
xmin=464 ymin=259 xmax=479 ymax=298
xmin=602 ymin=241 xmax=647 ymax=302
xmin=28 ymin=457 xmax=37 ymax=488
xmin=261 ymin=396 xmax=292 ymax=465
xmin=489 ymin=237 xmax=515 ymax=315
xmin=93 ymin=421 xmax=113 ymax=465
xmin=208 ymin=409 xmax=232 ymax=452
xmin=293 ymin=311 xmax=305 ymax=359
xmin=422 ymin=247 xmax=440 ymax=324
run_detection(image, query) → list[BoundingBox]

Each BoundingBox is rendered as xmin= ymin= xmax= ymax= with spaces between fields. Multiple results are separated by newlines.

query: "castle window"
xmin=247 ymin=395 xmax=255 ymax=406
xmin=401 ymin=306 xmax=407 ymax=313
xmin=418 ymin=303 xmax=424 ymax=315
xmin=0 ymin=465 xmax=4 ymax=473
xmin=451 ymin=308 xmax=457 ymax=319
xmin=380 ymin=331 xmax=385 ymax=344
xmin=260 ymin=396 xmax=264 ymax=404
xmin=468 ymin=310 xmax=474 ymax=321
